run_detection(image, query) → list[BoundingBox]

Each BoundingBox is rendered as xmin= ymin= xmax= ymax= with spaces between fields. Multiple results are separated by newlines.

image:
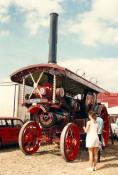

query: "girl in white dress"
xmin=83 ymin=111 xmax=99 ymax=171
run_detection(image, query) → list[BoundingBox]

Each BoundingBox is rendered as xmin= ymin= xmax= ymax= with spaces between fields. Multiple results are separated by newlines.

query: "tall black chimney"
xmin=48 ymin=13 xmax=58 ymax=63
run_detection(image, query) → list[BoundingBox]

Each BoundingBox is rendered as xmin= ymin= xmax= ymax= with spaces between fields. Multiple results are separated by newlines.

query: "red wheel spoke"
xmin=65 ymin=128 xmax=79 ymax=159
xmin=60 ymin=123 xmax=80 ymax=161
xmin=19 ymin=121 xmax=42 ymax=154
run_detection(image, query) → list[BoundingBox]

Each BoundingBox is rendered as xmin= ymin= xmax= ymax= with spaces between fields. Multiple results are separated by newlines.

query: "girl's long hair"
xmin=88 ymin=111 xmax=97 ymax=121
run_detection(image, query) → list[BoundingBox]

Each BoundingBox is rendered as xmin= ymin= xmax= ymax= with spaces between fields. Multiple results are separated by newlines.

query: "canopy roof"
xmin=10 ymin=63 xmax=106 ymax=96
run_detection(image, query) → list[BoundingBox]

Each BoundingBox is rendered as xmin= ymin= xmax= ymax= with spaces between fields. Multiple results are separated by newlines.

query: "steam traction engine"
xmin=10 ymin=13 xmax=109 ymax=161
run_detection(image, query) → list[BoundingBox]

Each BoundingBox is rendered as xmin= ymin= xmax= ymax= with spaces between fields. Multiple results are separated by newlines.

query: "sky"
xmin=0 ymin=0 xmax=118 ymax=92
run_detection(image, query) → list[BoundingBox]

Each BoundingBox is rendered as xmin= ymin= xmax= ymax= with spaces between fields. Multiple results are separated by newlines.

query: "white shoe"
xmin=86 ymin=167 xmax=93 ymax=172
xmin=93 ymin=166 xmax=96 ymax=171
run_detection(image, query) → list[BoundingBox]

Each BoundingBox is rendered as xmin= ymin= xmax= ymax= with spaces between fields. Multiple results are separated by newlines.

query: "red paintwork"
xmin=20 ymin=121 xmax=42 ymax=154
xmin=28 ymin=105 xmax=41 ymax=114
xmin=28 ymin=104 xmax=47 ymax=114
xmin=98 ymin=92 xmax=118 ymax=108
xmin=10 ymin=63 xmax=105 ymax=93
xmin=10 ymin=64 xmax=65 ymax=84
xmin=64 ymin=123 xmax=80 ymax=161
xmin=96 ymin=105 xmax=109 ymax=146
xmin=40 ymin=83 xmax=53 ymax=99
xmin=0 ymin=117 xmax=23 ymax=145
xmin=10 ymin=63 xmax=109 ymax=160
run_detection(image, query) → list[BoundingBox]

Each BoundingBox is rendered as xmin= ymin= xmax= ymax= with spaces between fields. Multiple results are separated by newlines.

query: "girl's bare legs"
xmin=93 ymin=147 xmax=98 ymax=170
xmin=88 ymin=148 xmax=94 ymax=168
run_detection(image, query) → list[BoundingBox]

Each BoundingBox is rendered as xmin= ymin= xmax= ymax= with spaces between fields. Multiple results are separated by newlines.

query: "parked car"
xmin=111 ymin=123 xmax=118 ymax=138
xmin=0 ymin=117 xmax=24 ymax=147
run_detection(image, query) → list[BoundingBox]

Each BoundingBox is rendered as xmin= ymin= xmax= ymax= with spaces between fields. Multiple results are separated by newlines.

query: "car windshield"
xmin=6 ymin=119 xmax=12 ymax=126
xmin=0 ymin=120 xmax=6 ymax=126
xmin=13 ymin=119 xmax=23 ymax=127
xmin=0 ymin=118 xmax=23 ymax=127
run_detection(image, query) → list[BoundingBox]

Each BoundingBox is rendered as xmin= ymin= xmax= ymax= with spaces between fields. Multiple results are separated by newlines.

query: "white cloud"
xmin=1 ymin=57 xmax=118 ymax=93
xmin=0 ymin=14 xmax=10 ymax=23
xmin=0 ymin=30 xmax=9 ymax=37
xmin=0 ymin=0 xmax=63 ymax=36
xmin=62 ymin=0 xmax=118 ymax=46
xmin=17 ymin=0 xmax=63 ymax=35
xmin=0 ymin=4 xmax=10 ymax=23
xmin=25 ymin=11 xmax=49 ymax=35
xmin=59 ymin=58 xmax=118 ymax=92
xmin=92 ymin=0 xmax=118 ymax=23
xmin=0 ymin=0 xmax=63 ymax=14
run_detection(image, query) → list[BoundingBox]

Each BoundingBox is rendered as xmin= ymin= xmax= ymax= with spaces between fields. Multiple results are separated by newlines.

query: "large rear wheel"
xmin=19 ymin=121 xmax=42 ymax=154
xmin=97 ymin=104 xmax=109 ymax=146
xmin=0 ymin=139 xmax=2 ymax=148
xmin=60 ymin=123 xmax=80 ymax=161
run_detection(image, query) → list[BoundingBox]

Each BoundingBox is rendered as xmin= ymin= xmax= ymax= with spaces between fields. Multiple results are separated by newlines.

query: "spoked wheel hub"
xmin=19 ymin=121 xmax=42 ymax=154
xmin=39 ymin=112 xmax=55 ymax=128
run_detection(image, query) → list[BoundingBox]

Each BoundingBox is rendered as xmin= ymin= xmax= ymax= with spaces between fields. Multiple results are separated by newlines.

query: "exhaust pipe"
xmin=48 ymin=13 xmax=58 ymax=64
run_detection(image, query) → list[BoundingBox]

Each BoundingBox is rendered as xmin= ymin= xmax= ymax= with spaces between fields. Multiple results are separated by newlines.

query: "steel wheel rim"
xmin=19 ymin=121 xmax=42 ymax=154
xmin=61 ymin=123 xmax=80 ymax=161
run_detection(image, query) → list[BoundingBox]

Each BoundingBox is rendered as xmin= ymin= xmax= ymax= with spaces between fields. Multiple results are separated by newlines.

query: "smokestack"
xmin=48 ymin=13 xmax=58 ymax=63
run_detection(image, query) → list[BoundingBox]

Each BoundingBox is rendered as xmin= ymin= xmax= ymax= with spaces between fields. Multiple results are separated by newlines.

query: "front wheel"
xmin=19 ymin=121 xmax=42 ymax=154
xmin=60 ymin=123 xmax=80 ymax=161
